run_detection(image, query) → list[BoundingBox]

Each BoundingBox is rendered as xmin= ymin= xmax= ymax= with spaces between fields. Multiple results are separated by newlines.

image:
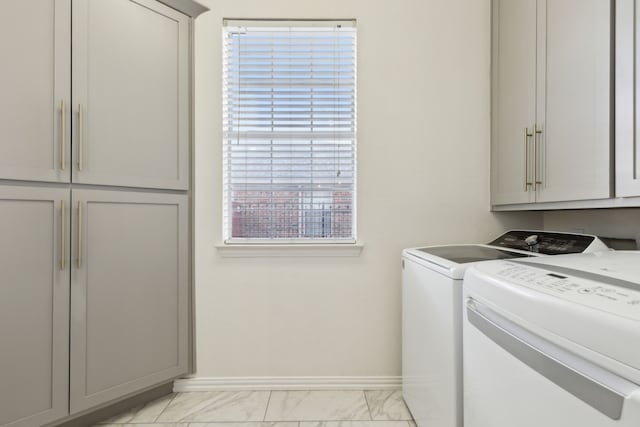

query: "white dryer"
xmin=402 ymin=230 xmax=608 ymax=427
xmin=463 ymin=252 xmax=640 ymax=427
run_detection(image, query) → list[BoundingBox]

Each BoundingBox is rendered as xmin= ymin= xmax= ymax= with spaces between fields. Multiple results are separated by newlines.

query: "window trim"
xmin=215 ymin=242 xmax=364 ymax=258
xmin=221 ymin=19 xmax=358 ymax=244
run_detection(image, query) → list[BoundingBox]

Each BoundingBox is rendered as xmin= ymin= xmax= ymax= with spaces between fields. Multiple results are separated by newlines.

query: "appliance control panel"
xmin=488 ymin=230 xmax=605 ymax=255
xmin=493 ymin=263 xmax=640 ymax=321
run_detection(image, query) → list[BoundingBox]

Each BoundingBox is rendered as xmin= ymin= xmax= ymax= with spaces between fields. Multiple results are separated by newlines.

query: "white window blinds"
xmin=222 ymin=21 xmax=357 ymax=242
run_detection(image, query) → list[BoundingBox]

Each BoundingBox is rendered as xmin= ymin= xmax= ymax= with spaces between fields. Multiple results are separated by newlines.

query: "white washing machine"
xmin=463 ymin=251 xmax=640 ymax=427
xmin=401 ymin=230 xmax=608 ymax=427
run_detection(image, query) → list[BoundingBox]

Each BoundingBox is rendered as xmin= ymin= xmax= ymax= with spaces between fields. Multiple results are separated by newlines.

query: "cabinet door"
xmin=70 ymin=189 xmax=189 ymax=413
xmin=0 ymin=0 xmax=71 ymax=183
xmin=491 ymin=0 xmax=537 ymax=205
xmin=72 ymin=0 xmax=190 ymax=190
xmin=535 ymin=0 xmax=611 ymax=202
xmin=616 ymin=0 xmax=640 ymax=197
xmin=0 ymin=186 xmax=69 ymax=427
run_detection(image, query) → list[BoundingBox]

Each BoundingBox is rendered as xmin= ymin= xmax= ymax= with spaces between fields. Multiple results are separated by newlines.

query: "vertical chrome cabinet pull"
xmin=77 ymin=200 xmax=82 ymax=269
xmin=60 ymin=100 xmax=66 ymax=171
xmin=524 ymin=127 xmax=533 ymax=191
xmin=60 ymin=200 xmax=65 ymax=270
xmin=534 ymin=125 xmax=543 ymax=189
xmin=78 ymin=104 xmax=84 ymax=171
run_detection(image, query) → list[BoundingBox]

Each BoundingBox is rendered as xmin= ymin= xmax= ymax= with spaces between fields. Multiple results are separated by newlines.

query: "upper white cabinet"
xmin=492 ymin=0 xmax=611 ymax=206
xmin=616 ymin=0 xmax=640 ymax=197
xmin=0 ymin=0 xmax=71 ymax=183
xmin=72 ymin=0 xmax=190 ymax=190
xmin=538 ymin=0 xmax=610 ymax=203
xmin=491 ymin=0 xmax=537 ymax=205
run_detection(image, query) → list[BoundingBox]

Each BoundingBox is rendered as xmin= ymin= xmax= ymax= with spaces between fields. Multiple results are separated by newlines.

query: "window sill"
xmin=215 ymin=242 xmax=364 ymax=258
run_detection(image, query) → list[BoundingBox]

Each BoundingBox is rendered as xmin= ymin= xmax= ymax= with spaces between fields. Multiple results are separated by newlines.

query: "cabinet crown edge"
xmin=156 ymin=0 xmax=209 ymax=17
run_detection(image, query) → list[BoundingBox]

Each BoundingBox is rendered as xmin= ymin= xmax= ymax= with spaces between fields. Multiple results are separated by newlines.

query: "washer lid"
xmin=464 ymin=251 xmax=640 ymax=373
xmin=415 ymin=245 xmax=534 ymax=264
xmin=403 ymin=244 xmax=535 ymax=279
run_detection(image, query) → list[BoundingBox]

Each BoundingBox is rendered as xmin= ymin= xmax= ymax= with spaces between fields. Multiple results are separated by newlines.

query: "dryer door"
xmin=463 ymin=296 xmax=640 ymax=427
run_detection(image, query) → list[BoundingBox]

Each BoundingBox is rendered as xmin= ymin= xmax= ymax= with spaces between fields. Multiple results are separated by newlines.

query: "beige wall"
xmin=193 ymin=0 xmax=542 ymax=378
xmin=544 ymin=209 xmax=640 ymax=245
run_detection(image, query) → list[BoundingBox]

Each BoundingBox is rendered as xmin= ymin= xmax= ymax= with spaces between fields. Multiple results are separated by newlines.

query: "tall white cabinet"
xmin=0 ymin=1 xmax=206 ymax=426
xmin=491 ymin=0 xmax=611 ymax=206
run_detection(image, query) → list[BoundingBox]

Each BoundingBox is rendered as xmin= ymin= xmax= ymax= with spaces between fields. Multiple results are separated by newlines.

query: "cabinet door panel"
xmin=72 ymin=0 xmax=189 ymax=190
xmin=0 ymin=186 xmax=69 ymax=427
xmin=616 ymin=0 xmax=640 ymax=196
xmin=536 ymin=0 xmax=611 ymax=202
xmin=0 ymin=0 xmax=71 ymax=183
xmin=491 ymin=0 xmax=537 ymax=205
xmin=70 ymin=189 xmax=188 ymax=413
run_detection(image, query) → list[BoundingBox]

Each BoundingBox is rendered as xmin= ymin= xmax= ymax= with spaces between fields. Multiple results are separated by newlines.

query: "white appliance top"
xmin=464 ymin=251 xmax=640 ymax=375
xmin=403 ymin=244 xmax=538 ymax=279
xmin=403 ymin=230 xmax=609 ymax=279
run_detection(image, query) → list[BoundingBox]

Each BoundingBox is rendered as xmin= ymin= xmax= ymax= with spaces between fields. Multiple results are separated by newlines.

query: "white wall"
xmin=544 ymin=209 xmax=640 ymax=245
xmin=193 ymin=0 xmax=542 ymax=379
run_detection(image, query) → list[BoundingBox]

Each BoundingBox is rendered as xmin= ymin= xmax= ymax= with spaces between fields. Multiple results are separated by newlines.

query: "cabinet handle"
xmin=78 ymin=104 xmax=84 ymax=171
xmin=60 ymin=100 xmax=66 ymax=171
xmin=534 ymin=125 xmax=543 ymax=189
xmin=60 ymin=200 xmax=65 ymax=270
xmin=77 ymin=200 xmax=82 ymax=269
xmin=524 ymin=127 xmax=533 ymax=191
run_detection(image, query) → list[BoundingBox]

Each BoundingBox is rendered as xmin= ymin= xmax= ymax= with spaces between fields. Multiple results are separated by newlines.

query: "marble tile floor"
xmin=95 ymin=390 xmax=414 ymax=427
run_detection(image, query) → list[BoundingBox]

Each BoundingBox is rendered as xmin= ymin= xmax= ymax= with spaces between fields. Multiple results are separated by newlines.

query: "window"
xmin=222 ymin=20 xmax=357 ymax=243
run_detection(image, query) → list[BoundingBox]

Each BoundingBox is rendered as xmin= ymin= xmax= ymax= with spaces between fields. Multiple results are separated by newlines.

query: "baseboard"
xmin=173 ymin=376 xmax=402 ymax=392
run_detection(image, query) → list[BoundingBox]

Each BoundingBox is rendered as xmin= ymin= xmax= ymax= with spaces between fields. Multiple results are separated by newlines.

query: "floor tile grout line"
xmin=262 ymin=390 xmax=273 ymax=422
xmin=362 ymin=390 xmax=373 ymax=421
xmin=153 ymin=391 xmax=181 ymax=423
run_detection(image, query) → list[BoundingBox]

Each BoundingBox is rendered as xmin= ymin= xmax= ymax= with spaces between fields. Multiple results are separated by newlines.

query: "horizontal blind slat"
xmin=224 ymin=132 xmax=355 ymax=140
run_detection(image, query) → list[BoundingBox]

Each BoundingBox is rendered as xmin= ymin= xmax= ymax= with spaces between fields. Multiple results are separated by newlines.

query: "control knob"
xmin=525 ymin=234 xmax=539 ymax=252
